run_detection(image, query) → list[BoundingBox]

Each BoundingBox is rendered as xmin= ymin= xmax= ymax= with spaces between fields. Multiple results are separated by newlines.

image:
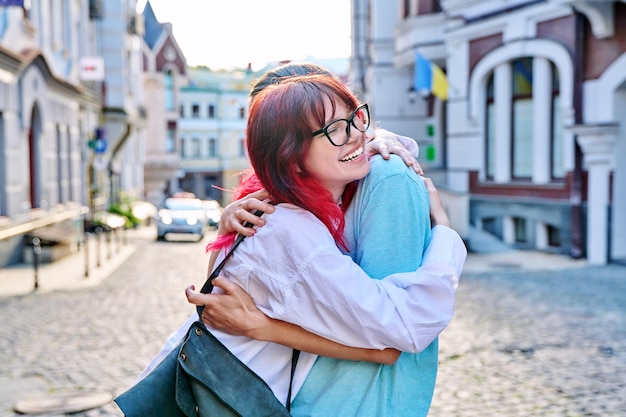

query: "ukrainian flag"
xmin=414 ymin=51 xmax=448 ymax=100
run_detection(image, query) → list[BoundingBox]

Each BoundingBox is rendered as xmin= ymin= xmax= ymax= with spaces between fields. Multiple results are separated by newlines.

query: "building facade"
xmin=141 ymin=1 xmax=186 ymax=206
xmin=353 ymin=0 xmax=626 ymax=265
xmin=0 ymin=0 xmax=145 ymax=267
xmin=178 ymin=67 xmax=260 ymax=206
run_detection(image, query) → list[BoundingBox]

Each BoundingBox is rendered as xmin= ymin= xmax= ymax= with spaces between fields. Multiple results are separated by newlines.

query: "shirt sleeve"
xmin=244 ymin=215 xmax=466 ymax=353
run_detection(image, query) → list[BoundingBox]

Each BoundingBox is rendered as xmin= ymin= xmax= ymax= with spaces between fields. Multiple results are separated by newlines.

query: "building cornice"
xmin=553 ymin=0 xmax=615 ymax=38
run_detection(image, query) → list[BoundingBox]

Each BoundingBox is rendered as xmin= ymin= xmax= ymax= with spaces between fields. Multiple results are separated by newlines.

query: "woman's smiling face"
xmin=304 ymin=97 xmax=371 ymax=203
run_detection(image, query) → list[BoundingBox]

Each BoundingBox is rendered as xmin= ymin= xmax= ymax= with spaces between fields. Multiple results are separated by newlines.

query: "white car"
xmin=201 ymin=200 xmax=223 ymax=229
xmin=156 ymin=197 xmax=206 ymax=241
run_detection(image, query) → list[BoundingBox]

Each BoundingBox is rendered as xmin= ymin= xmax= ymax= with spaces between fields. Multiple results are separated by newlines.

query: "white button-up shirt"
xmin=139 ymin=203 xmax=466 ymax=405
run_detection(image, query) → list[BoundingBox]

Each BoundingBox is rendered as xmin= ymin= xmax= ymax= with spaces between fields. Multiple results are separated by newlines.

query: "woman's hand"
xmin=186 ymin=279 xmax=401 ymax=365
xmin=423 ymin=177 xmax=450 ymax=227
xmin=186 ymin=277 xmax=270 ymax=339
xmin=366 ymin=129 xmax=424 ymax=175
xmin=218 ymin=189 xmax=274 ymax=236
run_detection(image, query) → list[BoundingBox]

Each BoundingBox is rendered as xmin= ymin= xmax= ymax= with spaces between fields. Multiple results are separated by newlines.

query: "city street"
xmin=0 ymin=228 xmax=625 ymax=416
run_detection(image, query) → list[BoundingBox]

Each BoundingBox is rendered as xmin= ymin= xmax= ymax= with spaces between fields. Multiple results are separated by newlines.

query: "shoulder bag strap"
xmin=195 ymin=208 xmax=300 ymax=409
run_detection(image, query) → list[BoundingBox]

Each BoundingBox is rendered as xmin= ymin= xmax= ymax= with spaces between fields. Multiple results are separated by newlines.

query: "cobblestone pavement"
xmin=430 ymin=264 xmax=626 ymax=417
xmin=0 ymin=228 xmax=625 ymax=416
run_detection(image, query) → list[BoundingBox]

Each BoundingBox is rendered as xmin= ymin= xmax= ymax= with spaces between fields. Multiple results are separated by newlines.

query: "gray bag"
xmin=115 ymin=221 xmax=298 ymax=416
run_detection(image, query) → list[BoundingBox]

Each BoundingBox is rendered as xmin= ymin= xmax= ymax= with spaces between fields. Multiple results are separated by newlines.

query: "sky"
xmin=137 ymin=0 xmax=352 ymax=71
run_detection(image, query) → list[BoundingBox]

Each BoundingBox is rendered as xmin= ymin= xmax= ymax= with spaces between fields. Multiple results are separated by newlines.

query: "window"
xmin=0 ymin=112 xmax=5 ymax=215
xmin=66 ymin=126 xmax=73 ymax=201
xmin=166 ymin=124 xmax=176 ymax=153
xmin=191 ymin=138 xmax=201 ymax=158
xmin=512 ymin=58 xmax=533 ymax=179
xmin=485 ymin=75 xmax=495 ymax=179
xmin=551 ymin=63 xmax=564 ymax=179
xmin=208 ymin=138 xmax=217 ymax=157
xmin=165 ymin=70 xmax=175 ymax=111
xmin=208 ymin=104 xmax=215 ymax=119
xmin=239 ymin=106 xmax=245 ymax=119
xmin=482 ymin=217 xmax=497 ymax=236
xmin=179 ymin=104 xmax=184 ymax=118
xmin=192 ymin=104 xmax=200 ymax=118
xmin=418 ymin=0 xmax=442 ymax=14
xmin=56 ymin=125 xmax=63 ymax=203
xmin=513 ymin=217 xmax=527 ymax=243
xmin=547 ymin=225 xmax=561 ymax=247
xmin=89 ymin=0 xmax=104 ymax=19
xmin=484 ymin=57 xmax=563 ymax=184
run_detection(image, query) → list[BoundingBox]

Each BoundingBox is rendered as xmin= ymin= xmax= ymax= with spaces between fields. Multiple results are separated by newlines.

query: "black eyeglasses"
xmin=312 ymin=103 xmax=370 ymax=147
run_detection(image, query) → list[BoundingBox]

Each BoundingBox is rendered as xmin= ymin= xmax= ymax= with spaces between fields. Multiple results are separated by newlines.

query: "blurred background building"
xmin=351 ymin=0 xmax=626 ymax=266
xmin=1 ymin=0 xmax=625 ymax=268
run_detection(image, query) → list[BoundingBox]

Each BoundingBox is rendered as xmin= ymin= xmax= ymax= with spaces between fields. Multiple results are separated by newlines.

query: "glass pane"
xmin=486 ymin=102 xmax=495 ymax=178
xmin=514 ymin=217 xmax=527 ymax=243
xmin=486 ymin=74 xmax=494 ymax=100
xmin=166 ymin=128 xmax=176 ymax=153
xmin=513 ymin=58 xmax=533 ymax=95
xmin=513 ymin=98 xmax=533 ymax=178
xmin=552 ymin=95 xmax=564 ymax=178
xmin=165 ymin=71 xmax=174 ymax=111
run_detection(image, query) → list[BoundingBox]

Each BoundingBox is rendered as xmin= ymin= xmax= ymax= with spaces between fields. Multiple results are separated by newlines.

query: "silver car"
xmin=156 ymin=197 xmax=206 ymax=241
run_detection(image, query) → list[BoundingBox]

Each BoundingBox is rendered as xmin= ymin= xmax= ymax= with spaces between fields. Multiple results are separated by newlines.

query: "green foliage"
xmin=108 ymin=202 xmax=140 ymax=229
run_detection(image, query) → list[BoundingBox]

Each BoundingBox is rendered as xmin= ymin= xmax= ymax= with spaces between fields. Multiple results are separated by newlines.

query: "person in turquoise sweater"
xmin=190 ymin=63 xmax=459 ymax=417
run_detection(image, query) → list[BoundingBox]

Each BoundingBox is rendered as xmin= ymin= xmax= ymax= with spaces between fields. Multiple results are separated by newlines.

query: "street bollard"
xmin=106 ymin=230 xmax=111 ymax=260
xmin=83 ymin=232 xmax=90 ymax=278
xmin=32 ymin=237 xmax=41 ymax=290
xmin=95 ymin=227 xmax=102 ymax=268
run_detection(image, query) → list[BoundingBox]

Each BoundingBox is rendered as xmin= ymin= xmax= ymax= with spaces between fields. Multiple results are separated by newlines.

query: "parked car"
xmin=156 ymin=197 xmax=206 ymax=241
xmin=201 ymin=200 xmax=223 ymax=229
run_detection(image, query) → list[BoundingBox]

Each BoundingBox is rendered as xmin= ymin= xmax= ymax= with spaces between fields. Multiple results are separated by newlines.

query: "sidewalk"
xmin=0 ymin=228 xmax=148 ymax=297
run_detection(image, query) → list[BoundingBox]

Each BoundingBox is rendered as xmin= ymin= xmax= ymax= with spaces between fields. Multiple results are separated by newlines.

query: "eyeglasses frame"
xmin=311 ymin=103 xmax=370 ymax=147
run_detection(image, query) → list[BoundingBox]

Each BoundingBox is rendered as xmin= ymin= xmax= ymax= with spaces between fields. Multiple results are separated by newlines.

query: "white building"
xmin=178 ymin=67 xmax=261 ymax=206
xmin=351 ymin=0 xmax=626 ymax=265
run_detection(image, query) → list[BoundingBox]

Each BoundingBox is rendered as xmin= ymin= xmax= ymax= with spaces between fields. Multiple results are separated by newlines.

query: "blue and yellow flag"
xmin=414 ymin=52 xmax=448 ymax=100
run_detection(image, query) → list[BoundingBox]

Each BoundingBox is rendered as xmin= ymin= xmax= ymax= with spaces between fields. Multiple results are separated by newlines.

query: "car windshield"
xmin=164 ymin=198 xmax=202 ymax=210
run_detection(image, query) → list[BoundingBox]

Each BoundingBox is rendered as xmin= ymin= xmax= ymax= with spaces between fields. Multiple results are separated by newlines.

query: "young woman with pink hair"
xmin=142 ymin=72 xmax=466 ymax=416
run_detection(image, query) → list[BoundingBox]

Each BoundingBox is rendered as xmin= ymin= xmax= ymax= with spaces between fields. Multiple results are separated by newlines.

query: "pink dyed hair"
xmin=207 ymin=74 xmax=360 ymax=253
